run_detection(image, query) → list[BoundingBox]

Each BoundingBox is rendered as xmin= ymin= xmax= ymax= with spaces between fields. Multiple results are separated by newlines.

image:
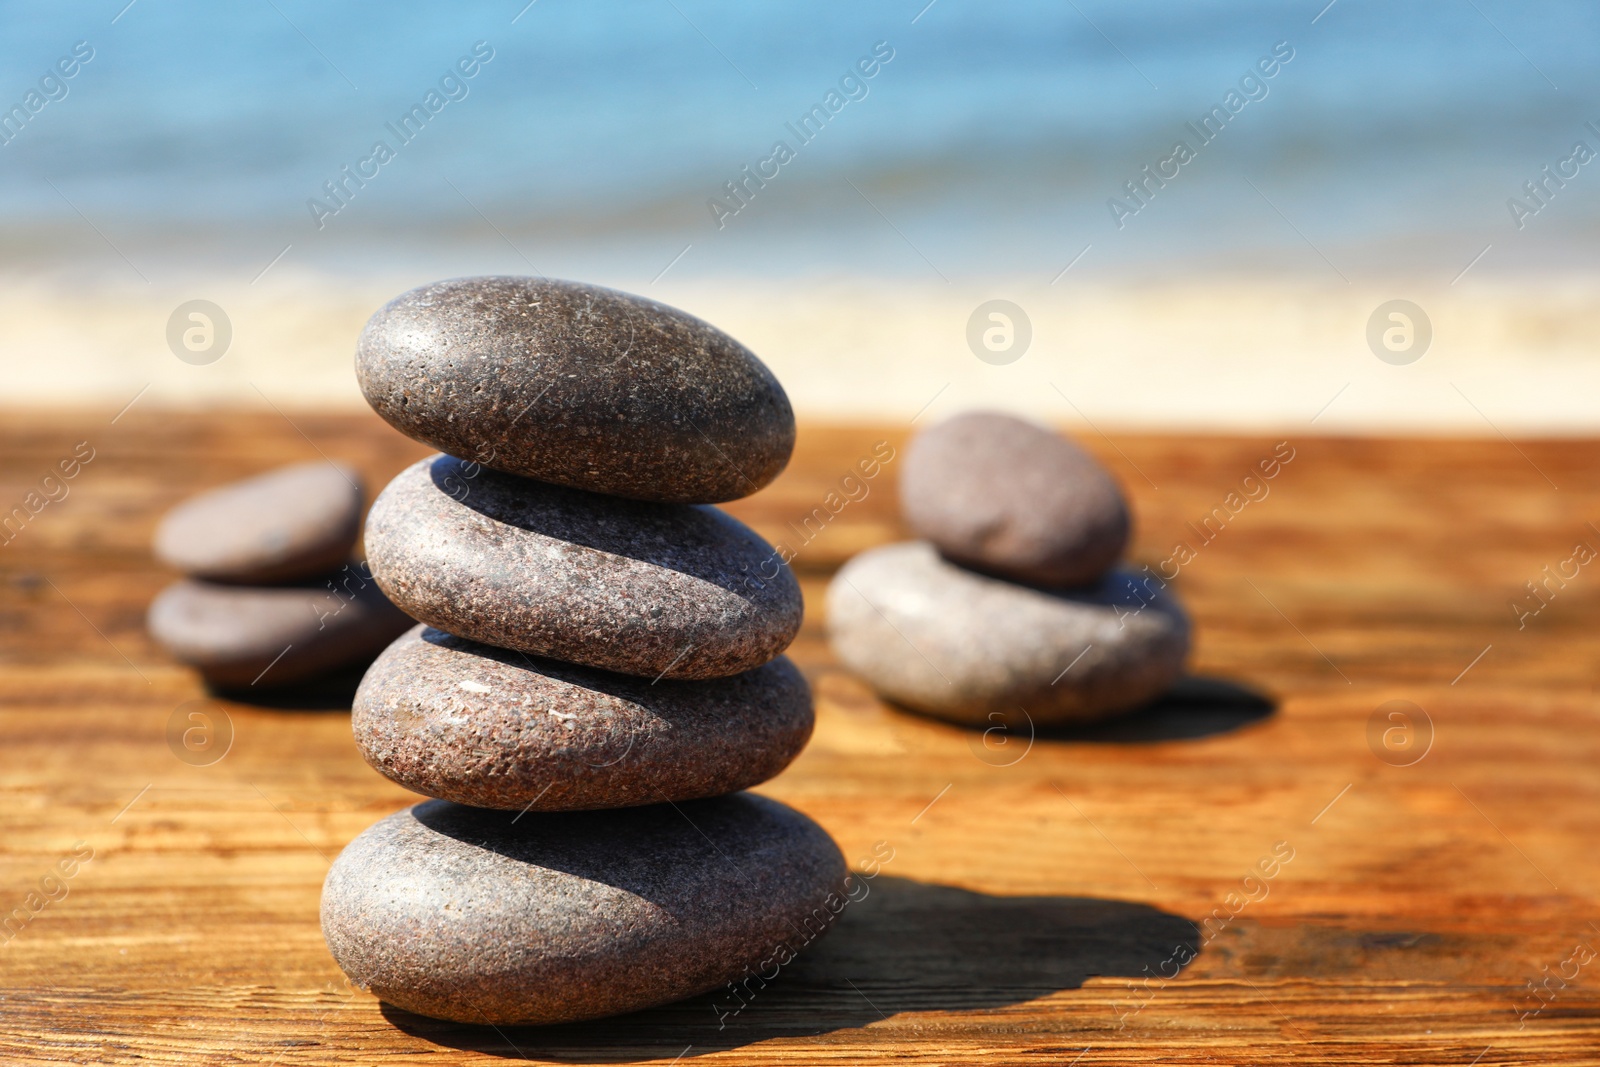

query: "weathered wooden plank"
xmin=1 ymin=410 xmax=1596 ymax=1064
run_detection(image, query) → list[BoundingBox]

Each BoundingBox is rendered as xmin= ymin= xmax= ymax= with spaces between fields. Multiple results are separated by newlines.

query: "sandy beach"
xmin=5 ymin=268 xmax=1598 ymax=436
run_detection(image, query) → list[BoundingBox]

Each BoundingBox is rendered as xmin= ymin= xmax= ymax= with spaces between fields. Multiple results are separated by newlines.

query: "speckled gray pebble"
xmin=321 ymin=794 xmax=848 ymax=1025
xmin=147 ymin=568 xmax=413 ymax=687
xmin=355 ymin=276 xmax=795 ymax=504
xmin=153 ymin=462 xmax=364 ymax=584
xmin=826 ymin=541 xmax=1189 ymax=726
xmin=900 ymin=411 xmax=1130 ymax=587
xmin=365 ymin=454 xmax=801 ymax=680
xmin=352 ymin=625 xmax=814 ymax=810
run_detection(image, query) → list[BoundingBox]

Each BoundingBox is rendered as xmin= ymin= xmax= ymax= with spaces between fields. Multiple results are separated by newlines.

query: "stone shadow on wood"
xmin=885 ymin=673 xmax=1274 ymax=749
xmin=204 ymin=660 xmax=371 ymax=711
xmin=381 ymin=874 xmax=1199 ymax=1059
xmin=1033 ymin=674 xmax=1276 ymax=743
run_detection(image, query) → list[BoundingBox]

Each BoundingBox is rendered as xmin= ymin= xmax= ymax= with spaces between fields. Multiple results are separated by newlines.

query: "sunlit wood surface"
xmin=2 ymin=408 xmax=1597 ymax=1065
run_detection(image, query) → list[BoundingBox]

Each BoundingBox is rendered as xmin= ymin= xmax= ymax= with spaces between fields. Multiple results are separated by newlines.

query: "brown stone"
xmin=900 ymin=411 xmax=1130 ymax=587
xmin=320 ymin=794 xmax=848 ymax=1025
xmin=364 ymin=454 xmax=801 ymax=680
xmin=355 ymin=276 xmax=794 ymax=504
xmin=147 ymin=567 xmax=413 ymax=688
xmin=153 ymin=461 xmax=363 ymax=584
xmin=352 ymin=625 xmax=814 ymax=810
xmin=826 ymin=541 xmax=1189 ymax=725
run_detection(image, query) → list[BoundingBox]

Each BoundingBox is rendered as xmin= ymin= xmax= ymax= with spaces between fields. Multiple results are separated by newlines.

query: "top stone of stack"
xmin=153 ymin=461 xmax=363 ymax=584
xmin=899 ymin=410 xmax=1131 ymax=587
xmin=356 ymin=277 xmax=795 ymax=504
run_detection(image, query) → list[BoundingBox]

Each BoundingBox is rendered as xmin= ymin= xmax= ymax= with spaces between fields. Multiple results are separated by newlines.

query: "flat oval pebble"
xmin=356 ymin=276 xmax=795 ymax=504
xmin=826 ymin=541 xmax=1189 ymax=726
xmin=153 ymin=462 xmax=364 ymax=584
xmin=353 ymin=625 xmax=813 ymax=810
xmin=321 ymin=794 xmax=847 ymax=1025
xmin=147 ymin=568 xmax=413 ymax=688
xmin=900 ymin=411 xmax=1130 ymax=587
xmin=365 ymin=454 xmax=802 ymax=680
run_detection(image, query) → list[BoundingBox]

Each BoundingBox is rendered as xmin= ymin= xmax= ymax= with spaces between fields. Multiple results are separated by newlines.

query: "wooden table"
xmin=3 ymin=409 xmax=1597 ymax=1065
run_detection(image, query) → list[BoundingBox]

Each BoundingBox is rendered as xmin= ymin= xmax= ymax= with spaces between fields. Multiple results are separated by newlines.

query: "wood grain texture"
xmin=2 ymin=408 xmax=1598 ymax=1065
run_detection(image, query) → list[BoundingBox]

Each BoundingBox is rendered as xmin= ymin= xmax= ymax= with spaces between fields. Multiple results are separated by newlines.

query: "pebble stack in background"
xmin=827 ymin=410 xmax=1191 ymax=726
xmin=147 ymin=462 xmax=412 ymax=688
xmin=321 ymin=277 xmax=847 ymax=1027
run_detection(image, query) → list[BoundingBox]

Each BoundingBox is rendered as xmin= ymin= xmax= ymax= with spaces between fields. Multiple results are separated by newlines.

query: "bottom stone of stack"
xmin=826 ymin=541 xmax=1190 ymax=726
xmin=321 ymin=795 xmax=847 ymax=1025
xmin=147 ymin=574 xmax=413 ymax=688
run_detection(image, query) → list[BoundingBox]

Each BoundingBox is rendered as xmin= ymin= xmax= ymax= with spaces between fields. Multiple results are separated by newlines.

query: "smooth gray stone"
xmin=355 ymin=276 xmax=795 ymax=504
xmin=147 ymin=569 xmax=413 ymax=688
xmin=153 ymin=461 xmax=363 ymax=584
xmin=826 ymin=541 xmax=1189 ymax=726
xmin=364 ymin=454 xmax=802 ymax=680
xmin=321 ymin=795 xmax=848 ymax=1025
xmin=900 ymin=410 xmax=1130 ymax=587
xmin=352 ymin=625 xmax=814 ymax=810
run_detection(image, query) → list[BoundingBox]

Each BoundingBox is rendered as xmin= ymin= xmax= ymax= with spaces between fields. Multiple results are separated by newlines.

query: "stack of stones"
xmin=827 ymin=410 xmax=1191 ymax=728
xmin=320 ymin=277 xmax=847 ymax=1027
xmin=148 ymin=463 xmax=411 ymax=688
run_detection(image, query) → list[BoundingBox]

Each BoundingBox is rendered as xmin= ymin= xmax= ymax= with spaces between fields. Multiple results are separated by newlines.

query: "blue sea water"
xmin=1 ymin=0 xmax=1597 ymax=282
